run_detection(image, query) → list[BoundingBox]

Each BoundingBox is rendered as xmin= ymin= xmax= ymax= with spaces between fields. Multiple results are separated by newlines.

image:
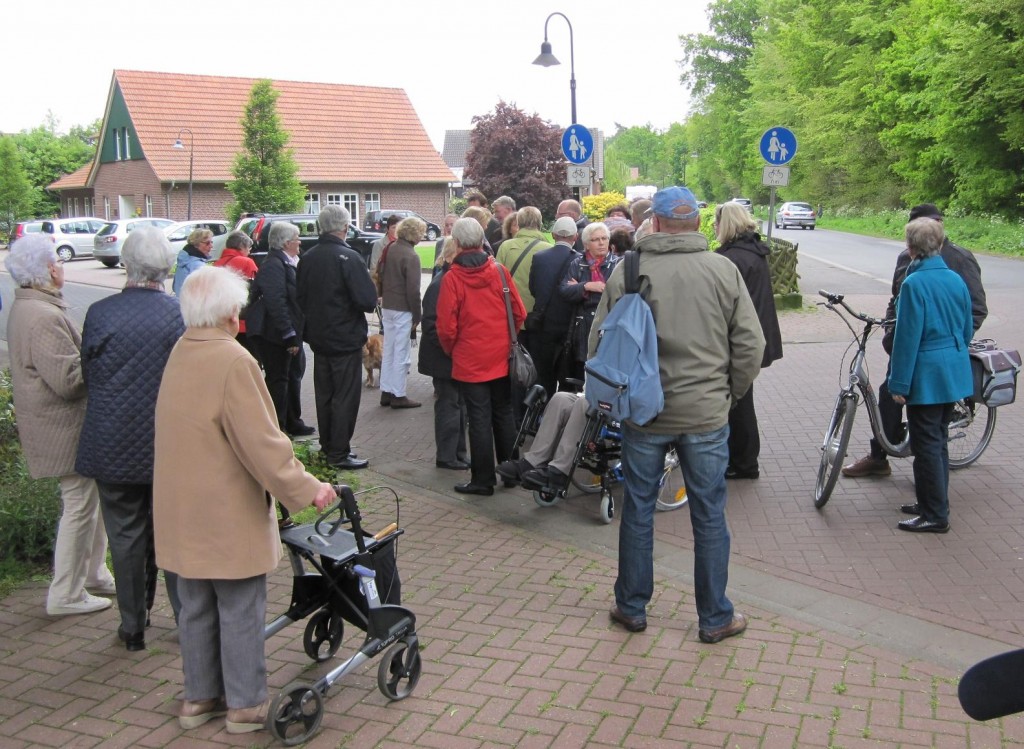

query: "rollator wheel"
xmin=302 ymin=609 xmax=344 ymax=662
xmin=377 ymin=639 xmax=422 ymax=701
xmin=533 ymin=488 xmax=562 ymax=507
xmin=268 ymin=682 xmax=324 ymax=746
xmin=599 ymin=491 xmax=615 ymax=524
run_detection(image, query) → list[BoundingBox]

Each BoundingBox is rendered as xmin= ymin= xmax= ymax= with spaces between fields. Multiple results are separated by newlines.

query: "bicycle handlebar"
xmin=818 ymin=290 xmax=891 ymax=328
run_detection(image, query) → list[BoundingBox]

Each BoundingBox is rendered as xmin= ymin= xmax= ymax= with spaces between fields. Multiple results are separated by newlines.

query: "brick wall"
xmin=301 ymin=183 xmax=451 ymax=226
xmin=92 ymin=161 xmax=164 ymax=220
xmin=165 ymin=185 xmax=233 ymax=222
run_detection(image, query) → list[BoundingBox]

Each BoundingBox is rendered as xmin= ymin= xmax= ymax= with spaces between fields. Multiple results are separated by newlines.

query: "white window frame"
xmin=342 ymin=193 xmax=358 ymax=224
xmin=72 ymin=197 xmax=79 ymax=216
xmin=326 ymin=193 xmax=343 ymax=206
xmin=145 ymin=195 xmax=153 ymax=217
xmin=84 ymin=197 xmax=91 ymax=215
xmin=123 ymin=128 xmax=131 ymax=159
xmin=103 ymin=196 xmax=111 ymax=220
xmin=364 ymin=193 xmax=380 ymax=214
xmin=305 ymin=192 xmax=321 ymax=214
xmin=113 ymin=129 xmax=121 ymax=160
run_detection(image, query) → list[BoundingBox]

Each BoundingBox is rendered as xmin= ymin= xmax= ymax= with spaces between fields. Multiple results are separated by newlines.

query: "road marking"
xmin=798 ymin=250 xmax=892 ymax=286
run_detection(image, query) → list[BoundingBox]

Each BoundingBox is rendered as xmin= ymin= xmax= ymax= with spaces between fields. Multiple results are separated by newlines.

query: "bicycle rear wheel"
xmin=948 ymin=399 xmax=997 ymax=469
xmin=815 ymin=394 xmax=857 ymax=508
xmin=656 ymin=449 xmax=687 ymax=511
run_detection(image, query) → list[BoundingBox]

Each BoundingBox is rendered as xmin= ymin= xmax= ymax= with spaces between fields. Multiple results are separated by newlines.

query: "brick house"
xmin=48 ymin=69 xmax=455 ymax=226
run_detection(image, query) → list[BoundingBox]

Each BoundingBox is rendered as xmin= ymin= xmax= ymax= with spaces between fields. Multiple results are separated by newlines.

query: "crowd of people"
xmin=2 ymin=183 xmax=982 ymax=735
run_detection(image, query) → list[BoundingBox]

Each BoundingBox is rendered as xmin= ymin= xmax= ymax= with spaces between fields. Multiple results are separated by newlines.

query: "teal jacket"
xmin=888 ymin=255 xmax=973 ymax=405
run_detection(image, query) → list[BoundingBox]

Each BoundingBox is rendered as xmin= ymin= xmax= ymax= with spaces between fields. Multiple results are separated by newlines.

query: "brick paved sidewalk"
xmin=2 ymin=469 xmax=1023 ymax=748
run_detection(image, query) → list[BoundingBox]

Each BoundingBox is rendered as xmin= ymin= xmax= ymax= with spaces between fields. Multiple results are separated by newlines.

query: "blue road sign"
xmin=759 ymin=126 xmax=797 ymax=165
xmin=562 ymin=125 xmax=594 ymax=165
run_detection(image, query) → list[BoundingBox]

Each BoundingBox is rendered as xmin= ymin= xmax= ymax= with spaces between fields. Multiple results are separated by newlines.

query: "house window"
xmin=326 ymin=193 xmax=342 ymax=206
xmin=113 ymin=129 xmax=121 ymax=161
xmin=103 ymin=196 xmax=111 ymax=220
xmin=364 ymin=193 xmax=380 ymax=214
xmin=145 ymin=195 xmax=153 ymax=217
xmin=304 ymin=193 xmax=321 ymax=213
xmin=84 ymin=197 xmax=92 ymax=215
xmin=342 ymin=193 xmax=358 ymax=223
xmin=123 ymin=128 xmax=131 ymax=159
xmin=72 ymin=198 xmax=79 ymax=216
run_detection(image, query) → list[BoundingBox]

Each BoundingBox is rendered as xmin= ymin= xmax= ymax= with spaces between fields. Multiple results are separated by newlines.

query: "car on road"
xmin=39 ymin=217 xmax=108 ymax=262
xmin=164 ymin=220 xmax=231 ymax=258
xmin=774 ymin=201 xmax=816 ymax=230
xmin=363 ymin=210 xmax=441 ymax=241
xmin=730 ymin=198 xmax=753 ymax=213
xmin=236 ymin=213 xmax=383 ymax=267
xmin=11 ymin=220 xmax=45 ymax=243
xmin=93 ymin=218 xmax=175 ymax=267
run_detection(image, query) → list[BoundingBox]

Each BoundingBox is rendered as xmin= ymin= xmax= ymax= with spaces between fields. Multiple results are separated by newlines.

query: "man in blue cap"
xmin=589 ymin=186 xmax=765 ymax=643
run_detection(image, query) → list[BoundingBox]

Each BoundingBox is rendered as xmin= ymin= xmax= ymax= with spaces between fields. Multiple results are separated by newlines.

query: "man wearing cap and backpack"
xmin=590 ymin=186 xmax=764 ymax=644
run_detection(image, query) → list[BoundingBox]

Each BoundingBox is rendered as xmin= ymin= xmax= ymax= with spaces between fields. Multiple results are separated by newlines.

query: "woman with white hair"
xmin=153 ymin=265 xmax=334 ymax=733
xmin=171 ymin=227 xmax=214 ymax=295
xmin=76 ymin=225 xmax=186 ymax=651
xmin=5 ymin=234 xmax=114 ymax=616
xmin=558 ymin=221 xmax=618 ymax=382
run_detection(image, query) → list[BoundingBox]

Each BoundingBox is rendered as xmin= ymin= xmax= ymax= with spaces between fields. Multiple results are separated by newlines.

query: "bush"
xmin=582 ymin=192 xmax=627 ymax=223
xmin=448 ymin=197 xmax=468 ymax=217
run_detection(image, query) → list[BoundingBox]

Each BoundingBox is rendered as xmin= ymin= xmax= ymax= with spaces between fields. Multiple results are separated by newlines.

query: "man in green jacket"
xmin=494 ymin=206 xmax=552 ymax=315
xmin=590 ymin=186 xmax=764 ymax=644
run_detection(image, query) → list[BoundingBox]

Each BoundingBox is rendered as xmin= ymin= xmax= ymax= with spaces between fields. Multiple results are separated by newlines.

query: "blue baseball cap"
xmin=646 ymin=186 xmax=700 ymax=220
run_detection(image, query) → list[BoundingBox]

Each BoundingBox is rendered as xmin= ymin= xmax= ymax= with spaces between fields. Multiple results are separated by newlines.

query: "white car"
xmin=730 ymin=198 xmax=753 ymax=213
xmin=774 ymin=202 xmax=817 ymax=230
xmin=39 ymin=217 xmax=108 ymax=262
xmin=93 ymin=218 xmax=175 ymax=267
xmin=164 ymin=220 xmax=231 ymax=259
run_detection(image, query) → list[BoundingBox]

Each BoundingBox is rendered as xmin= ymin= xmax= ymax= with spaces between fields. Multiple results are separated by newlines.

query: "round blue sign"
xmin=562 ymin=125 xmax=594 ymax=165
xmin=759 ymin=127 xmax=797 ymax=165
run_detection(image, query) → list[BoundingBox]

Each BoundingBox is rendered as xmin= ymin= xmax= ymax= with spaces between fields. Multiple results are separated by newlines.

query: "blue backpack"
xmin=584 ymin=250 xmax=664 ymax=426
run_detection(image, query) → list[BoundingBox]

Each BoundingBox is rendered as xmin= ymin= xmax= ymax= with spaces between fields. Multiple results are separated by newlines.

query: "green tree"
xmin=0 ymin=137 xmax=33 ymax=239
xmin=463 ymin=101 xmax=565 ymax=218
xmin=226 ymin=80 xmax=306 ymax=224
xmin=12 ymin=114 xmax=97 ymax=218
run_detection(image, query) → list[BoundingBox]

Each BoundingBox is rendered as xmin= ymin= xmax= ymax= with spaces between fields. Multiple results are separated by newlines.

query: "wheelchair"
xmin=514 ymin=384 xmax=687 ymax=524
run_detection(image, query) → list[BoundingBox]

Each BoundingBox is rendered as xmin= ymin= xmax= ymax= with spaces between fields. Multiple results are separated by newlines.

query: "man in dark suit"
xmin=528 ymin=216 xmax=579 ymax=397
xmin=247 ymin=222 xmax=312 ymax=438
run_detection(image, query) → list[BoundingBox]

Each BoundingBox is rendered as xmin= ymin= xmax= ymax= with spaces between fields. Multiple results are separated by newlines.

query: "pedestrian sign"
xmin=562 ymin=125 xmax=593 ymax=165
xmin=759 ymin=126 xmax=797 ymax=165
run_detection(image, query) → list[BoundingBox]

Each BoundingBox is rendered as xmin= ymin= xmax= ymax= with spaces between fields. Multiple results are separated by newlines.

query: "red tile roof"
xmin=48 ymin=163 xmax=91 ymax=190
xmin=111 ymin=69 xmax=454 ymax=185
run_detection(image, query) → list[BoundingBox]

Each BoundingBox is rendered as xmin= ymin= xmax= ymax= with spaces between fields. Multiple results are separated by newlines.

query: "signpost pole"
xmin=766 ymin=186 xmax=777 ymax=242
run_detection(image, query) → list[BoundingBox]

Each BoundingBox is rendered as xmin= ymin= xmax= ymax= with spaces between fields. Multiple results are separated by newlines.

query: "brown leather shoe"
xmin=841 ymin=455 xmax=891 ymax=477
xmin=226 ymin=698 xmax=271 ymax=734
xmin=390 ymin=396 xmax=422 ymax=409
xmin=179 ymin=697 xmax=227 ymax=729
xmin=609 ymin=605 xmax=647 ymax=632
xmin=698 ymin=613 xmax=748 ymax=644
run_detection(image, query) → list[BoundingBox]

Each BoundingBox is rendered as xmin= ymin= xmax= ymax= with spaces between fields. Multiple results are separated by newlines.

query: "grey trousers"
xmin=433 ymin=377 xmax=468 ymax=463
xmin=524 ymin=391 xmax=589 ymax=475
xmin=177 ymin=575 xmax=267 ymax=709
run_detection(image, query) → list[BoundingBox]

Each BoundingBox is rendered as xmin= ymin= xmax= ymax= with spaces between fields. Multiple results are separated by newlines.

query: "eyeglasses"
xmin=201 ymin=239 xmax=214 ymax=245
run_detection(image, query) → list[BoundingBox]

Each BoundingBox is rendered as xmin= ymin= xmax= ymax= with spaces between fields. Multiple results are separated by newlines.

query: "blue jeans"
xmin=616 ymin=423 xmax=734 ymax=630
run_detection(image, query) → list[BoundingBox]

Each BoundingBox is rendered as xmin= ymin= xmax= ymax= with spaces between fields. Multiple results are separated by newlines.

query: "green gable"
xmin=100 ymin=82 xmax=144 ymax=163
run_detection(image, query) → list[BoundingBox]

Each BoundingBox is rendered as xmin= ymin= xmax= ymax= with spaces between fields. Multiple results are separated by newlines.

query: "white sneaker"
xmin=47 ymin=593 xmax=112 ymax=616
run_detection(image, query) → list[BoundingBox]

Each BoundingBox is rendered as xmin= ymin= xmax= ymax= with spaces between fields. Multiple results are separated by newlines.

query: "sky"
xmin=2 ymin=0 xmax=709 ymax=151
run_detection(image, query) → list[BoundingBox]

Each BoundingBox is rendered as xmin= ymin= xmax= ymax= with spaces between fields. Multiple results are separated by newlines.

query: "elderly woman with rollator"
xmin=888 ymin=217 xmax=974 ymax=534
xmin=153 ymin=266 xmax=334 ymax=734
xmin=76 ymin=226 xmax=186 ymax=651
xmin=6 ymin=234 xmax=115 ymax=617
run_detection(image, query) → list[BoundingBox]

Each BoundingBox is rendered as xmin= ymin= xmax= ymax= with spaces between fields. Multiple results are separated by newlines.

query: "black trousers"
xmin=908 ymin=402 xmax=954 ymax=523
xmin=313 ymin=350 xmax=362 ymax=463
xmin=253 ymin=337 xmax=306 ymax=431
xmin=528 ymin=328 xmax=561 ymax=401
xmin=458 ymin=376 xmax=517 ymax=486
xmin=96 ymin=481 xmax=179 ymax=632
xmin=870 ymin=360 xmax=905 ymax=460
xmin=433 ymin=377 xmax=468 ymax=463
xmin=727 ymin=384 xmax=761 ymax=473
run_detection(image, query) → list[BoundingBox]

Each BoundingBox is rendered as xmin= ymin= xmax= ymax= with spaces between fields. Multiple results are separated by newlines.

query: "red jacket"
xmin=437 ymin=250 xmax=526 ymax=383
xmin=214 ymin=249 xmax=258 ymax=333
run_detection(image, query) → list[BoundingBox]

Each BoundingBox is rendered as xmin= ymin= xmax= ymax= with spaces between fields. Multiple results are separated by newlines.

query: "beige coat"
xmin=6 ymin=287 xmax=87 ymax=478
xmin=153 ymin=327 xmax=321 ymax=579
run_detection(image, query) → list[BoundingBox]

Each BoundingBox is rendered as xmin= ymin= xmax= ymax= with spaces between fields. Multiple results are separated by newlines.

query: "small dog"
xmin=363 ymin=334 xmax=384 ymax=388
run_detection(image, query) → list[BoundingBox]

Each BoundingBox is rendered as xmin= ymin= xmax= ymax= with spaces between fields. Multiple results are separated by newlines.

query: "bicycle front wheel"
xmin=815 ymin=395 xmax=857 ymax=509
xmin=948 ymin=399 xmax=997 ymax=469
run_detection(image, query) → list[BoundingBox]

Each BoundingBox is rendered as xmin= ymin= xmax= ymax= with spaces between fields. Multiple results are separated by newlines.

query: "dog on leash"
xmin=363 ymin=334 xmax=384 ymax=387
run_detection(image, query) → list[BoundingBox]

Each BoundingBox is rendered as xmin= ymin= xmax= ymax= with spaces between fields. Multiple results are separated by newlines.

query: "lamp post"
xmin=532 ymin=12 xmax=577 ymax=126
xmin=173 ymin=128 xmax=194 ymax=220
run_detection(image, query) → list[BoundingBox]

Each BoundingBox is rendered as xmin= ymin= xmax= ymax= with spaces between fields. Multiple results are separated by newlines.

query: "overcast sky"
xmin=3 ymin=0 xmax=709 ymax=150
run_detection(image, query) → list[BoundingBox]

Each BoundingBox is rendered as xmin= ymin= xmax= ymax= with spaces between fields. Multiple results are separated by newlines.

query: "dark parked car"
xmin=363 ymin=210 xmax=441 ymax=241
xmin=235 ymin=213 xmax=382 ymax=267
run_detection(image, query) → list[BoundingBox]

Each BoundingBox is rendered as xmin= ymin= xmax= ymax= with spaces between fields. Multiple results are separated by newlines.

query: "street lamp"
xmin=173 ymin=128 xmax=194 ymax=220
xmin=532 ymin=12 xmax=577 ymax=126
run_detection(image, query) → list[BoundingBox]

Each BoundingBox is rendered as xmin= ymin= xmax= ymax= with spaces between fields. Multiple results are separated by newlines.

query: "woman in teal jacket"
xmin=888 ymin=218 xmax=974 ymax=533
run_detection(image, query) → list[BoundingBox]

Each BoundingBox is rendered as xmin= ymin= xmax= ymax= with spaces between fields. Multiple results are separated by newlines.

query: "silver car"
xmin=93 ymin=218 xmax=175 ymax=267
xmin=39 ymin=217 xmax=108 ymax=262
xmin=774 ymin=201 xmax=816 ymax=230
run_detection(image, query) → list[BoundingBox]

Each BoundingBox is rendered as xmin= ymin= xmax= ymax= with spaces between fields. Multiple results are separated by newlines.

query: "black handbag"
xmin=496 ymin=264 xmax=537 ymax=388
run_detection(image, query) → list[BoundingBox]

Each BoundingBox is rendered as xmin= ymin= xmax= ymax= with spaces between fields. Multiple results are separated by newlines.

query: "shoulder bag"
xmin=496 ymin=264 xmax=537 ymax=388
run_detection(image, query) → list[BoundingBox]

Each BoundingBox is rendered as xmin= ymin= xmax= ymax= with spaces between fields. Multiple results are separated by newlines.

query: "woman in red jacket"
xmin=213 ymin=231 xmax=260 ymax=361
xmin=437 ymin=217 xmax=526 ymax=496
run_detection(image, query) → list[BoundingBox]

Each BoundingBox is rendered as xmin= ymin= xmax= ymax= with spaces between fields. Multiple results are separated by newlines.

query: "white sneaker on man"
xmin=47 ymin=593 xmax=112 ymax=616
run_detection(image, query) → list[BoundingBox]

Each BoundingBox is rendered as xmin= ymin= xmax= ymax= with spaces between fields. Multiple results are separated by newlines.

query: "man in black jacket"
xmin=248 ymin=222 xmax=312 ymax=438
xmin=843 ymin=203 xmax=988 ymax=478
xmin=528 ymin=216 xmax=579 ymax=398
xmin=296 ymin=206 xmax=379 ymax=470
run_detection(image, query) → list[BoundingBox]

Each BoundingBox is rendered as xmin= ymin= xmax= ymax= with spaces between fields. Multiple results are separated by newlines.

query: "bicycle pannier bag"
xmin=584 ymin=250 xmax=664 ymax=426
xmin=970 ymin=340 xmax=1021 ymax=407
